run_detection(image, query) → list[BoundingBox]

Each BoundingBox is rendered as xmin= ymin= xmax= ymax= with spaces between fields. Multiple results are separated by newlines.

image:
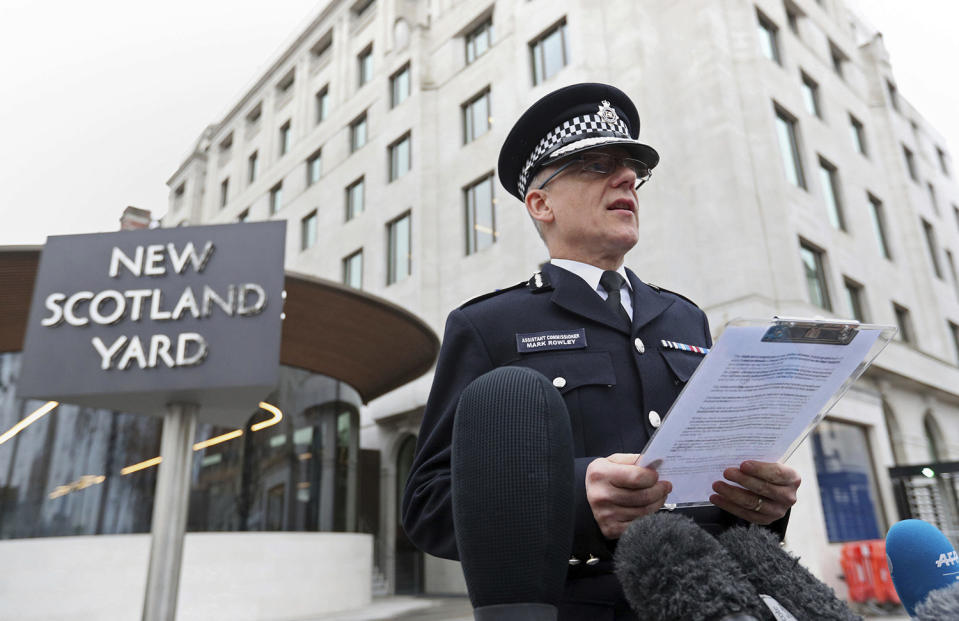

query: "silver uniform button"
xmin=553 ymin=377 xmax=567 ymax=389
xmin=648 ymin=410 xmax=661 ymax=428
xmin=634 ymin=338 xmax=645 ymax=354
xmin=568 ymin=556 xmax=581 ymax=566
xmin=586 ymin=555 xmax=599 ymax=566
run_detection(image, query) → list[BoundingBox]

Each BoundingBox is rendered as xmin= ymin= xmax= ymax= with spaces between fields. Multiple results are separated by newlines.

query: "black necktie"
xmin=599 ymin=270 xmax=631 ymax=327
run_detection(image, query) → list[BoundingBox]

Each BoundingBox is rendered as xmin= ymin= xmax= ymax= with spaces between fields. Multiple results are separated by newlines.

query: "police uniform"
xmin=401 ymin=83 xmax=786 ymax=619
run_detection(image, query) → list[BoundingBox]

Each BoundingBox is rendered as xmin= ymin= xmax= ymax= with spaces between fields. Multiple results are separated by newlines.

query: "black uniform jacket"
xmin=402 ymin=263 xmax=785 ymax=582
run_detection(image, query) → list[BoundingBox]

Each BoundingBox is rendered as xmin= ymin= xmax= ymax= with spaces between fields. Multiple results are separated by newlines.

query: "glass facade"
xmin=0 ymin=352 xmax=362 ymax=539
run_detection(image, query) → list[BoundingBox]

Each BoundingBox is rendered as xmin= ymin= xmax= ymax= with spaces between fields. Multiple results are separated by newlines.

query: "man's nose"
xmin=610 ymin=161 xmax=637 ymax=188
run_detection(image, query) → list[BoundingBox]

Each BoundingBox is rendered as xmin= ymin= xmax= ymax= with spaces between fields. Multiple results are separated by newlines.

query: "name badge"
xmin=516 ymin=328 xmax=587 ymax=353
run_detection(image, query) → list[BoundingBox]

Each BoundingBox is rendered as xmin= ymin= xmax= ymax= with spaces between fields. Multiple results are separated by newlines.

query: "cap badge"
xmin=598 ymin=100 xmax=619 ymax=123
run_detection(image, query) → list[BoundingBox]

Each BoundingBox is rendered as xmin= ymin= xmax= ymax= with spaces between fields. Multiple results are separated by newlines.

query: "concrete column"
xmin=142 ymin=402 xmax=198 ymax=621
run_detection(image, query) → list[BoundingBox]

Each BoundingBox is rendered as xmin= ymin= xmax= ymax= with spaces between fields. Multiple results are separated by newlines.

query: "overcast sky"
xmin=2 ymin=1 xmax=957 ymax=246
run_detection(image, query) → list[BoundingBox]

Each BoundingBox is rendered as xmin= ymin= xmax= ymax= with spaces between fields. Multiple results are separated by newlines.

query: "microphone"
xmin=717 ymin=525 xmax=862 ymax=620
xmin=886 ymin=518 xmax=959 ymax=618
xmin=614 ymin=512 xmax=769 ymax=621
xmin=915 ymin=581 xmax=959 ymax=620
xmin=452 ymin=366 xmax=574 ymax=620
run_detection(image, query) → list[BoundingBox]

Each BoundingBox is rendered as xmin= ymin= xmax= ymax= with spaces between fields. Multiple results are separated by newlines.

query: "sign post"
xmin=142 ymin=402 xmax=198 ymax=621
xmin=18 ymin=222 xmax=286 ymax=620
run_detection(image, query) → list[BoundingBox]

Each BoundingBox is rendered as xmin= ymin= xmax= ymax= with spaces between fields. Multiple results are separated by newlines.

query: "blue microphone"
xmin=885 ymin=519 xmax=959 ymax=617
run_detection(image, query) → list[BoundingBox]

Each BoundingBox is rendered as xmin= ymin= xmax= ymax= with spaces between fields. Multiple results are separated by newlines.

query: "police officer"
xmin=402 ymin=83 xmax=801 ymax=619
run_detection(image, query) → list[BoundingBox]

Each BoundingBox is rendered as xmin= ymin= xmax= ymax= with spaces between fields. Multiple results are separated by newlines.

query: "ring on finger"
xmin=752 ymin=496 xmax=764 ymax=512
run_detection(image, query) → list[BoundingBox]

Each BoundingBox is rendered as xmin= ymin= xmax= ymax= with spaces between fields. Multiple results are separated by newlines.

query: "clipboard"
xmin=637 ymin=316 xmax=897 ymax=507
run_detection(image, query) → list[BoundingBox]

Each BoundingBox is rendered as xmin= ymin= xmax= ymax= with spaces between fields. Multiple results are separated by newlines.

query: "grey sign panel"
xmin=19 ymin=221 xmax=285 ymax=427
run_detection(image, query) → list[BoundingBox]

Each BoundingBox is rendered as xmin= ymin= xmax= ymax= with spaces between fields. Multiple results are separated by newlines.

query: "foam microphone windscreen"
xmin=886 ymin=518 xmax=959 ymax=617
xmin=614 ymin=512 xmax=770 ymax=621
xmin=452 ymin=366 xmax=574 ymax=618
xmin=718 ymin=526 xmax=862 ymax=621
xmin=915 ymin=581 xmax=959 ymax=620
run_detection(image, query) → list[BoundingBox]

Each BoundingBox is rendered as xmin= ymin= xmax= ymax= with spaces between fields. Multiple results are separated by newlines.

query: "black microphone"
xmin=452 ymin=366 xmax=575 ymax=620
xmin=915 ymin=581 xmax=959 ymax=620
xmin=717 ymin=525 xmax=861 ymax=621
xmin=614 ymin=512 xmax=770 ymax=621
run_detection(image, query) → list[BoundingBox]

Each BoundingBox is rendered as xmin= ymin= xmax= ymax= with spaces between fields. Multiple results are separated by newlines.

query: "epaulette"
xmin=527 ymin=270 xmax=554 ymax=293
xmin=647 ymin=283 xmax=701 ymax=309
xmin=459 ymin=281 xmax=527 ymax=308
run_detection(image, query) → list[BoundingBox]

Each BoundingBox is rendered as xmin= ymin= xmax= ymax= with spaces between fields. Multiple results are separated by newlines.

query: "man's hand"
xmin=585 ymin=453 xmax=672 ymax=539
xmin=710 ymin=461 xmax=801 ymax=525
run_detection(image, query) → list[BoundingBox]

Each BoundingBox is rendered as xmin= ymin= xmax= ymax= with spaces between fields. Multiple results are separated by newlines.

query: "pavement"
xmin=306 ymin=595 xmax=911 ymax=621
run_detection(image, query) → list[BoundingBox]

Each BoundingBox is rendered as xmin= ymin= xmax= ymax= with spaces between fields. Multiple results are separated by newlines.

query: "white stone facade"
xmin=166 ymin=0 xmax=959 ymax=599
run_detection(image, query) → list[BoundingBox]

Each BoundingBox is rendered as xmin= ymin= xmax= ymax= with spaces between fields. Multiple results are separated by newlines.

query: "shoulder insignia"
xmin=460 ymin=281 xmax=527 ymax=308
xmin=648 ymin=283 xmax=701 ymax=309
xmin=527 ymin=270 xmax=554 ymax=293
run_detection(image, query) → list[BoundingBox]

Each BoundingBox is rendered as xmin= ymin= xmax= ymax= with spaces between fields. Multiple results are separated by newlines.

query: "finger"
xmin=740 ymin=461 xmax=802 ymax=487
xmin=600 ymin=481 xmax=672 ymax=508
xmin=709 ymin=492 xmax=775 ymax=526
xmin=606 ymin=453 xmax=642 ymax=465
xmin=722 ymin=468 xmax=798 ymax=507
xmin=712 ymin=481 xmax=786 ymax=520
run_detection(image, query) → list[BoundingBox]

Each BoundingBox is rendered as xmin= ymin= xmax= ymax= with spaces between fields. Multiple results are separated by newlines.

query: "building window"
xmin=173 ymin=182 xmax=185 ymax=210
xmin=237 ymin=208 xmax=249 ymax=223
xmin=357 ymin=45 xmax=373 ymax=87
xmin=886 ymin=80 xmax=900 ymax=112
xmin=921 ymin=218 xmax=943 ymax=279
xmin=849 ymin=114 xmax=867 ymax=156
xmin=936 ymin=146 xmax=950 ymax=177
xmin=462 ymin=88 xmax=491 ymax=144
xmin=390 ymin=63 xmax=410 ymax=108
xmin=343 ymin=249 xmax=363 ymax=289
xmin=310 ymin=30 xmax=333 ymax=62
xmin=269 ymin=182 xmax=283 ymax=215
xmin=276 ymin=69 xmax=295 ymax=97
xmin=248 ymin=151 xmax=258 ymax=184
xmin=946 ymin=249 xmax=959 ymax=302
xmin=352 ymin=0 xmax=375 ymax=18
xmin=949 ymin=321 xmax=959 ymax=365
xmin=466 ymin=18 xmax=493 ymax=64
xmin=315 ymin=86 xmax=330 ymax=124
xmin=218 ymin=133 xmax=233 ymax=157
xmin=346 ymin=177 xmax=364 ymax=221
xmin=784 ymin=1 xmax=802 ymax=35
xmin=927 ymin=182 xmax=940 ymax=216
xmin=774 ymin=104 xmax=806 ymax=189
xmin=892 ymin=303 xmax=914 ymax=344
xmin=843 ymin=277 xmax=867 ymax=322
xmin=279 ymin=121 xmax=292 ymax=156
xmin=306 ymin=149 xmax=322 ymax=186
xmin=465 ymin=174 xmax=496 ymax=254
xmin=811 ymin=420 xmax=884 ymax=542
xmin=350 ymin=113 xmax=368 ymax=152
xmin=246 ymin=103 xmax=262 ymax=127
xmin=301 ymin=210 xmax=317 ymax=251
xmin=800 ymin=72 xmax=820 ymax=118
xmin=829 ymin=41 xmax=847 ymax=78
xmin=903 ymin=145 xmax=918 ymax=182
xmin=757 ymin=10 xmax=781 ymax=65
xmin=388 ymin=212 xmax=412 ymax=284
xmin=529 ymin=19 xmax=569 ymax=86
xmin=389 ymin=133 xmax=411 ymax=181
xmin=818 ymin=157 xmax=845 ymax=231
xmin=799 ymin=240 xmax=831 ymax=310
xmin=868 ymin=193 xmax=892 ymax=260
xmin=219 ymin=178 xmax=229 ymax=209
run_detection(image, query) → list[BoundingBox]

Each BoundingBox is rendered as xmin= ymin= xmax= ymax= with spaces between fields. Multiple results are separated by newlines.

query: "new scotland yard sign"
xmin=19 ymin=221 xmax=285 ymax=426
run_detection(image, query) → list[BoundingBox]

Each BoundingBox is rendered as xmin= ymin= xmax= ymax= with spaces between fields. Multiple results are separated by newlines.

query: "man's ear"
xmin=525 ymin=189 xmax=554 ymax=226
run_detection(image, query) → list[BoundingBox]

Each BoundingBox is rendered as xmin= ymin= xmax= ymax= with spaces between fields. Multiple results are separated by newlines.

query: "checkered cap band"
xmin=518 ymin=112 xmax=631 ymax=196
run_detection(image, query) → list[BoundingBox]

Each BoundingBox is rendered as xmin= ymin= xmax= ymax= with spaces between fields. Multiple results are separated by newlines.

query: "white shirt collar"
xmin=550 ymin=259 xmax=631 ymax=295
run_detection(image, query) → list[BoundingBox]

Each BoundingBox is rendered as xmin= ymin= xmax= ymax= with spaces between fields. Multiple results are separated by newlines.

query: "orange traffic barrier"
xmin=840 ymin=542 xmax=876 ymax=603
xmin=867 ymin=540 xmax=900 ymax=605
